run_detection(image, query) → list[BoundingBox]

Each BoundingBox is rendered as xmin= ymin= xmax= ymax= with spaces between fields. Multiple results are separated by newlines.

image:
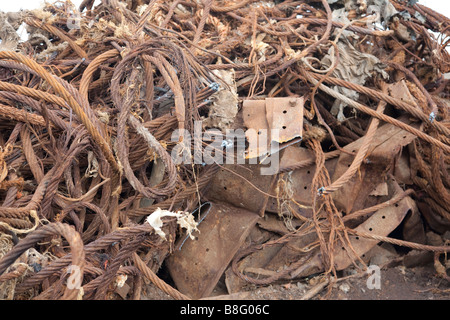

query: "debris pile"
xmin=0 ymin=0 xmax=449 ymax=300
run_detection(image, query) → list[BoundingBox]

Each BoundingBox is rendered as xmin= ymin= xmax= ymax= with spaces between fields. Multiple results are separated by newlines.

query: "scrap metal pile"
xmin=0 ymin=0 xmax=449 ymax=300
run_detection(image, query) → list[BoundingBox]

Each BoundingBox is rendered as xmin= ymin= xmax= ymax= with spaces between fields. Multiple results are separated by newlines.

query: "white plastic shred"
xmin=146 ymin=208 xmax=199 ymax=240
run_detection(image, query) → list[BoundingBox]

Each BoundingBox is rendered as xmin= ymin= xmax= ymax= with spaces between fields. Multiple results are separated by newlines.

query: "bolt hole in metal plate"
xmin=242 ymin=97 xmax=304 ymax=159
xmin=266 ymin=97 xmax=304 ymax=144
xmin=166 ymin=201 xmax=260 ymax=299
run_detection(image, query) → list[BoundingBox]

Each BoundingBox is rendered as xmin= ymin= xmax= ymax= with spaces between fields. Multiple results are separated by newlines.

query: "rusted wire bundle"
xmin=0 ymin=0 xmax=448 ymax=300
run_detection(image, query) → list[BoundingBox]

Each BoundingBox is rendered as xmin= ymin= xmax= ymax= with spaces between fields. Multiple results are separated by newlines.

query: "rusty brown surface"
xmin=166 ymin=201 xmax=260 ymax=299
xmin=266 ymin=97 xmax=304 ymax=144
xmin=333 ymin=177 xmax=417 ymax=270
xmin=0 ymin=0 xmax=448 ymax=301
xmin=204 ymin=164 xmax=274 ymax=215
xmin=331 ymin=118 xmax=418 ymax=214
xmin=243 ymin=97 xmax=304 ymax=159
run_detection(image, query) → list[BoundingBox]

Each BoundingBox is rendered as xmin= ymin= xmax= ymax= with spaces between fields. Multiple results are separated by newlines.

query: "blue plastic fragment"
xmin=317 ymin=187 xmax=326 ymax=195
xmin=209 ymin=82 xmax=220 ymax=92
xmin=429 ymin=112 xmax=436 ymax=123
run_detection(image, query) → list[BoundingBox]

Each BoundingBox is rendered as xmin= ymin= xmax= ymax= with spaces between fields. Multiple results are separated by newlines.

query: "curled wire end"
xmin=317 ymin=186 xmax=326 ymax=196
xmin=209 ymin=82 xmax=220 ymax=92
xmin=429 ymin=112 xmax=436 ymax=123
xmin=178 ymin=202 xmax=212 ymax=251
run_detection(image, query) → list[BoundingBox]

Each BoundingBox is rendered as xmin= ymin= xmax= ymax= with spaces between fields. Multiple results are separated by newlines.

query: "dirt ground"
xmin=140 ymin=263 xmax=449 ymax=300
xmin=316 ymin=265 xmax=450 ymax=300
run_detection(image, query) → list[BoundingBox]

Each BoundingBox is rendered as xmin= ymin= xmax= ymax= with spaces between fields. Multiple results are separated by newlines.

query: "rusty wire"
xmin=0 ymin=0 xmax=449 ymax=299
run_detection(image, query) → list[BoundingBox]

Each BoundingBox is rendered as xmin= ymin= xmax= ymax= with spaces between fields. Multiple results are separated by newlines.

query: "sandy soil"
xmin=139 ymin=263 xmax=449 ymax=300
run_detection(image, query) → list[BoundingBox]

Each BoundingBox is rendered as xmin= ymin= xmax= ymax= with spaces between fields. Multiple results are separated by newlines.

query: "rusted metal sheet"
xmin=266 ymin=97 xmax=304 ymax=144
xmin=387 ymin=80 xmax=417 ymax=105
xmin=204 ymin=146 xmax=338 ymax=219
xmin=289 ymin=177 xmax=417 ymax=278
xmin=265 ymin=146 xmax=338 ymax=217
xmin=333 ymin=177 xmax=416 ymax=270
xmin=331 ymin=117 xmax=418 ymax=213
xmin=203 ymin=164 xmax=274 ymax=215
xmin=166 ymin=201 xmax=260 ymax=299
xmin=242 ymin=99 xmax=270 ymax=159
xmin=242 ymin=97 xmax=304 ymax=159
